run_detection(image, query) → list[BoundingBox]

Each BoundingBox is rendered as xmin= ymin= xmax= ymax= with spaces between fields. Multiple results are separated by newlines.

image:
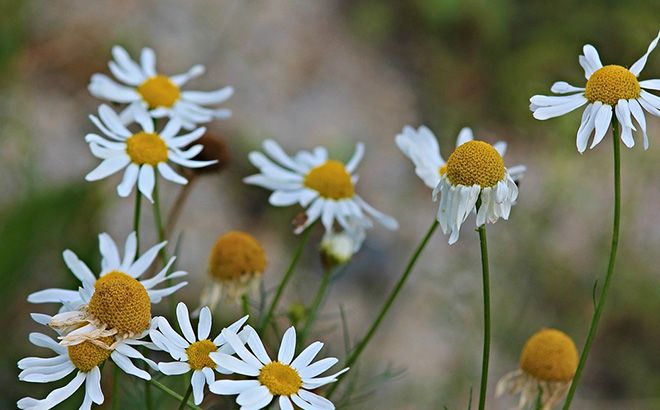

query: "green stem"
xmin=562 ymin=119 xmax=621 ymax=409
xmin=112 ymin=364 xmax=120 ymax=410
xmin=258 ymin=225 xmax=314 ymax=333
xmin=134 ymin=191 xmax=142 ymax=254
xmin=326 ymin=219 xmax=439 ymax=398
xmin=242 ymin=294 xmax=251 ymax=319
xmin=177 ymin=382 xmax=194 ymax=410
xmin=149 ymin=379 xmax=201 ymax=410
xmin=476 ymin=213 xmax=491 ymax=410
xmin=299 ymin=267 xmax=334 ymax=345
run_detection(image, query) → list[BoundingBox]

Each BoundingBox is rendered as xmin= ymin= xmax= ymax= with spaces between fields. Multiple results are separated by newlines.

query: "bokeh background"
xmin=1 ymin=1 xmax=659 ymax=409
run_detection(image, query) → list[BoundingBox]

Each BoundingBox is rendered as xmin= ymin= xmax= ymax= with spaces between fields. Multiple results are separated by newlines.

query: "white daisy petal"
xmin=298 ymin=389 xmax=336 ymax=409
xmin=237 ymin=385 xmax=272 ymax=406
xmin=85 ymin=367 xmax=104 ymax=404
xmin=550 ymin=81 xmax=585 ymax=94
xmin=191 ymin=370 xmax=206 ymax=405
xmin=127 ymin=241 xmax=166 ymax=278
xmin=176 ymin=302 xmax=197 ymax=344
xmin=210 ymin=379 xmax=261 ymax=395
xmin=140 ymin=47 xmax=157 ymax=77
xmin=209 ymin=352 xmax=260 ymax=376
xmin=181 ymin=86 xmax=234 ymax=105
xmin=137 ymin=165 xmax=156 ymax=202
xmin=197 ymin=307 xmax=212 ymax=341
xmin=278 ymin=327 xmax=297 ymax=365
xmin=171 ymin=64 xmax=205 ymax=86
xmin=88 ymin=74 xmax=141 ymax=102
xmin=455 ymin=127 xmax=474 ymax=146
xmin=112 ymin=351 xmax=151 ymax=380
xmin=279 ymin=395 xmax=295 ymax=410
xmin=27 ymin=288 xmax=81 ymax=304
xmin=117 ymin=164 xmax=140 ymax=197
xmin=639 ymin=79 xmax=660 ymax=90
xmin=590 ymin=103 xmax=613 ymax=149
xmin=17 ymin=371 xmax=86 ymax=410
xmin=290 ymin=342 xmax=323 ymax=370
xmin=345 ymin=143 xmax=364 ymax=173
xmin=290 ymin=394 xmax=316 ymax=410
xmin=298 ymin=357 xmax=338 ymax=379
xmin=630 ymin=30 xmax=660 ymax=76
xmin=85 ymin=155 xmax=130 ymax=181
xmin=628 ymin=99 xmax=649 ymax=150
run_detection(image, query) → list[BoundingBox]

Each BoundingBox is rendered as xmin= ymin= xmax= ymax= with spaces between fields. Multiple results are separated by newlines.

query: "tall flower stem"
xmin=563 ymin=119 xmax=621 ymax=409
xmin=258 ymin=224 xmax=314 ymax=333
xmin=166 ymin=175 xmax=197 ymax=238
xmin=242 ymin=294 xmax=251 ymax=319
xmin=177 ymin=382 xmax=194 ymax=410
xmin=299 ymin=266 xmax=334 ymax=345
xmin=326 ymin=220 xmax=439 ymax=399
xmin=148 ymin=379 xmax=201 ymax=410
xmin=134 ymin=191 xmax=142 ymax=254
xmin=476 ymin=203 xmax=491 ymax=410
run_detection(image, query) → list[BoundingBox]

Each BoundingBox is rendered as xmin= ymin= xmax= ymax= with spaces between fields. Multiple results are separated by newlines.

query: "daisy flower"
xmin=210 ymin=326 xmax=348 ymax=409
xmin=496 ymin=328 xmax=578 ymax=410
xmin=244 ymin=139 xmax=398 ymax=234
xmin=85 ymin=104 xmax=216 ymax=202
xmin=320 ymin=216 xmax=368 ymax=266
xmin=149 ymin=302 xmax=249 ymax=405
xmin=530 ymin=30 xmax=660 ymax=152
xmin=198 ymin=231 xmax=267 ymax=311
xmin=431 ymin=139 xmax=519 ymax=244
xmin=395 ymin=125 xmax=526 ymax=189
xmin=17 ymin=327 xmax=156 ymax=409
xmin=28 ymin=231 xmax=187 ymax=346
xmin=89 ymin=45 xmax=233 ymax=129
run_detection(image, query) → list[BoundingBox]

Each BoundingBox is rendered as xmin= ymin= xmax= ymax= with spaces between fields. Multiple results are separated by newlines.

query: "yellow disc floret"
xmin=186 ymin=339 xmax=218 ymax=370
xmin=304 ymin=160 xmax=355 ymax=199
xmin=520 ymin=328 xmax=578 ymax=382
xmin=258 ymin=362 xmax=302 ymax=396
xmin=439 ymin=164 xmax=447 ymax=176
xmin=88 ymin=271 xmax=151 ymax=335
xmin=208 ymin=231 xmax=267 ymax=282
xmin=68 ymin=336 xmax=114 ymax=372
xmin=138 ymin=75 xmax=181 ymax=108
xmin=585 ymin=65 xmax=641 ymax=106
xmin=126 ymin=132 xmax=169 ymax=166
xmin=445 ymin=141 xmax=505 ymax=188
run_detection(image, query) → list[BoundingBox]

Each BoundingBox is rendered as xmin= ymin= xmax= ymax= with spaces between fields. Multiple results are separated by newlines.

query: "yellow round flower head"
xmin=258 ymin=362 xmax=303 ymax=396
xmin=186 ymin=339 xmax=218 ymax=370
xmin=68 ymin=336 xmax=115 ymax=372
xmin=304 ymin=160 xmax=355 ymax=200
xmin=208 ymin=231 xmax=267 ymax=282
xmin=520 ymin=328 xmax=579 ymax=382
xmin=137 ymin=75 xmax=181 ymax=108
xmin=585 ymin=65 xmax=641 ymax=106
xmin=126 ymin=131 xmax=169 ymax=166
xmin=445 ymin=141 xmax=505 ymax=188
xmin=88 ymin=271 xmax=152 ymax=336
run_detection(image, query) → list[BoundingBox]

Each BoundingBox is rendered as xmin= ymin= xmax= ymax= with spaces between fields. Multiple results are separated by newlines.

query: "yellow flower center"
xmin=138 ymin=75 xmax=181 ymax=108
xmin=68 ymin=336 xmax=115 ymax=372
xmin=445 ymin=141 xmax=505 ymax=188
xmin=585 ymin=65 xmax=641 ymax=106
xmin=186 ymin=339 xmax=218 ymax=370
xmin=88 ymin=271 xmax=151 ymax=335
xmin=304 ymin=160 xmax=355 ymax=200
xmin=208 ymin=231 xmax=267 ymax=282
xmin=520 ymin=328 xmax=578 ymax=382
xmin=438 ymin=164 xmax=447 ymax=176
xmin=126 ymin=132 xmax=169 ymax=166
xmin=258 ymin=362 xmax=302 ymax=396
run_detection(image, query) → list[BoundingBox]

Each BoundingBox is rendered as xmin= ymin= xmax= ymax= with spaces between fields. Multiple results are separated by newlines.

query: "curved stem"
xmin=177 ymin=382 xmax=194 ymax=410
xmin=148 ymin=379 xmax=201 ymax=410
xmin=258 ymin=225 xmax=314 ymax=333
xmin=562 ymin=119 xmax=621 ymax=409
xmin=134 ymin=192 xmax=142 ymax=254
xmin=326 ymin=220 xmax=439 ymax=398
xmin=242 ymin=294 xmax=251 ymax=319
xmin=477 ymin=218 xmax=491 ymax=410
xmin=299 ymin=266 xmax=334 ymax=345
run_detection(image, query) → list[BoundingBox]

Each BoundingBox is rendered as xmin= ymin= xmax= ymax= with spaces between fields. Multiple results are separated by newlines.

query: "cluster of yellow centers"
xmin=137 ymin=75 xmax=181 ymax=108
xmin=258 ymin=362 xmax=303 ymax=396
xmin=68 ymin=336 xmax=115 ymax=372
xmin=87 ymin=271 xmax=151 ymax=336
xmin=585 ymin=65 xmax=641 ymax=106
xmin=208 ymin=231 xmax=267 ymax=282
xmin=186 ymin=340 xmax=218 ymax=370
xmin=520 ymin=328 xmax=578 ymax=382
xmin=445 ymin=141 xmax=505 ymax=188
xmin=126 ymin=132 xmax=169 ymax=166
xmin=304 ymin=160 xmax=355 ymax=200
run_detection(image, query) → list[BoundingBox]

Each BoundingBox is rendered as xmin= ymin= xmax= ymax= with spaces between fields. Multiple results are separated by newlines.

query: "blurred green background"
xmin=1 ymin=0 xmax=658 ymax=409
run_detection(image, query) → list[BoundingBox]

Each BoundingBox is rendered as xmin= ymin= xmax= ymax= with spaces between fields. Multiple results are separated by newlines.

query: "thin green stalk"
xmin=177 ymin=382 xmax=194 ymax=410
xmin=563 ymin=119 xmax=622 ymax=409
xmin=299 ymin=267 xmax=334 ymax=345
xmin=149 ymin=379 xmax=201 ymax=410
xmin=326 ymin=219 xmax=439 ymax=398
xmin=134 ymin=191 xmax=142 ymax=254
xmin=112 ymin=365 xmax=119 ymax=410
xmin=242 ymin=294 xmax=251 ymax=319
xmin=258 ymin=225 xmax=314 ymax=332
xmin=476 ymin=215 xmax=491 ymax=410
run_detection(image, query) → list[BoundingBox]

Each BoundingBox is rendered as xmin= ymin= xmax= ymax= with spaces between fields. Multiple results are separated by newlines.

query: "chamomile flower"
xmin=89 ymin=45 xmax=233 ymax=129
xmin=28 ymin=231 xmax=187 ymax=346
xmin=210 ymin=326 xmax=348 ymax=410
xmin=530 ymin=30 xmax=660 ymax=152
xmin=149 ymin=303 xmax=249 ymax=405
xmin=244 ymin=139 xmax=398 ymax=234
xmin=395 ymin=125 xmax=526 ymax=189
xmin=496 ymin=328 xmax=579 ymax=410
xmin=199 ymin=231 xmax=267 ymax=311
xmin=85 ymin=104 xmax=216 ymax=202
xmin=320 ymin=216 xmax=368 ymax=267
xmin=432 ymin=140 xmax=519 ymax=244
xmin=17 ymin=330 xmax=155 ymax=410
